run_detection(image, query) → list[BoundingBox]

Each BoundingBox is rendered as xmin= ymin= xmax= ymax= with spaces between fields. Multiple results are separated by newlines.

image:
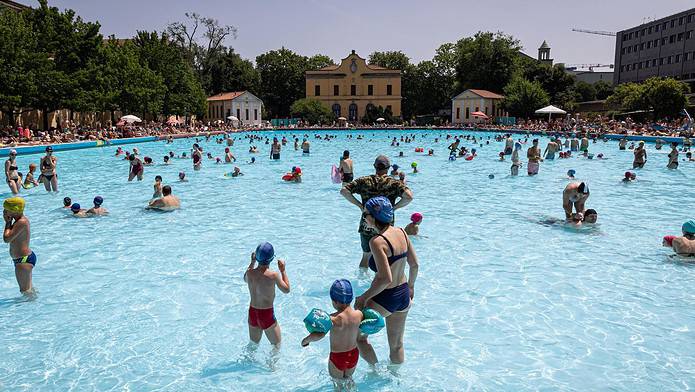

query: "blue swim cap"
xmin=330 ymin=279 xmax=353 ymax=304
xmin=682 ymin=220 xmax=695 ymax=234
xmin=488 ymin=174 xmax=494 ymax=179
xmin=255 ymin=242 xmax=275 ymax=265
xmin=365 ymin=196 xmax=394 ymax=224
xmin=94 ymin=196 xmax=103 ymax=206
xmin=70 ymin=203 xmax=81 ymax=212
xmin=568 ymin=169 xmax=576 ymax=176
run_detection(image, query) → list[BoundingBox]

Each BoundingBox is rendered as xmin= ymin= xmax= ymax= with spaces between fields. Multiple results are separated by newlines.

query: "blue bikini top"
xmin=368 ymin=228 xmax=409 ymax=273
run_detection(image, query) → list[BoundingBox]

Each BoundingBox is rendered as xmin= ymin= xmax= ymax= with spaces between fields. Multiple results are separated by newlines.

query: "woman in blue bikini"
xmin=355 ymin=196 xmax=419 ymax=365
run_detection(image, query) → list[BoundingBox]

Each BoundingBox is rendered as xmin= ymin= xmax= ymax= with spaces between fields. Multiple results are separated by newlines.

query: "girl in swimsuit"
xmin=128 ymin=154 xmax=144 ymax=181
xmin=5 ymin=150 xmax=20 ymax=194
xmin=354 ymin=196 xmax=419 ymax=365
xmin=40 ymin=146 xmax=58 ymax=192
xmin=192 ymin=144 xmax=202 ymax=170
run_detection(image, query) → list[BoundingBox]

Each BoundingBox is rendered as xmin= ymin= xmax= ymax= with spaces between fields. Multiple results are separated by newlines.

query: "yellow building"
xmin=305 ymin=50 xmax=401 ymax=122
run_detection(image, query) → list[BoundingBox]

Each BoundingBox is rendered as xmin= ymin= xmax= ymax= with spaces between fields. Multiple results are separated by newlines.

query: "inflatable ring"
xmin=303 ymin=308 xmax=333 ymax=333
xmin=282 ymin=173 xmax=294 ymax=181
xmin=359 ymin=308 xmax=385 ymax=335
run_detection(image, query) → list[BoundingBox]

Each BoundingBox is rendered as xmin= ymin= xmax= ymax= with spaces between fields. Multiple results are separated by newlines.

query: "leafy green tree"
xmin=643 ymin=77 xmax=690 ymax=119
xmin=502 ymin=77 xmax=550 ymax=118
xmin=594 ymin=80 xmax=614 ymax=100
xmin=306 ymin=54 xmax=335 ymax=71
xmin=606 ymin=82 xmax=647 ymax=113
xmin=290 ymin=98 xmax=334 ymax=124
xmin=574 ymin=81 xmax=597 ymax=102
xmin=523 ymin=63 xmax=577 ymax=108
xmin=361 ymin=104 xmax=395 ymax=124
xmin=454 ymin=32 xmax=522 ymax=93
xmin=204 ymin=48 xmax=260 ymax=95
xmin=256 ymin=48 xmax=308 ymax=118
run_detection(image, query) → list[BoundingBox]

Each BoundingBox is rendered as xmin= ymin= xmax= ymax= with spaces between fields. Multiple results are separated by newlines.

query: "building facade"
xmin=305 ymin=50 xmax=401 ymax=122
xmin=206 ymin=91 xmax=263 ymax=126
xmin=451 ymin=89 xmax=506 ymax=124
xmin=614 ymin=8 xmax=695 ymax=85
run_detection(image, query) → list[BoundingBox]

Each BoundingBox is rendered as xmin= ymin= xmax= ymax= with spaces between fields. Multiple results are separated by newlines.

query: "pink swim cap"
xmin=663 ymin=235 xmax=676 ymax=246
xmin=411 ymin=212 xmax=423 ymax=223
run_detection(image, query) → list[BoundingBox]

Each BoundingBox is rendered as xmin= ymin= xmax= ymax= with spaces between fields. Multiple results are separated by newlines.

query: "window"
xmin=314 ymin=85 xmax=321 ymax=96
xmin=623 ymin=34 xmax=628 ymax=42
xmin=659 ymin=58 xmax=664 ymax=65
xmin=647 ymin=41 xmax=652 ymax=49
xmin=676 ymin=54 xmax=681 ymax=63
xmin=465 ymin=107 xmax=470 ymax=119
xmin=386 ymin=84 xmax=393 ymax=96
xmin=332 ymin=103 xmax=341 ymax=117
xmin=668 ymin=56 xmax=672 ymax=64
xmin=687 ymin=31 xmax=693 ymax=39
xmin=655 ymin=24 xmax=660 ymax=32
xmin=654 ymin=39 xmax=659 ymax=47
xmin=671 ymin=20 xmax=675 ymax=28
xmin=620 ymin=65 xmax=625 ymax=72
xmin=689 ymin=15 xmax=693 ymax=23
xmin=333 ymin=85 xmax=339 ymax=96
xmin=484 ymin=106 xmax=488 ymax=115
xmin=226 ymin=109 xmax=231 ymax=118
xmin=680 ymin=17 xmax=684 ymax=25
xmin=638 ymin=62 xmax=642 ymax=69
xmin=627 ymin=46 xmax=632 ymax=53
xmin=254 ymin=109 xmax=258 ymax=121
xmin=671 ymin=34 xmax=676 ymax=43
xmin=348 ymin=103 xmax=357 ymax=121
xmin=645 ymin=61 xmax=649 ymax=69
xmin=622 ymin=48 xmax=626 ymax=54
xmin=350 ymin=85 xmax=356 ymax=96
xmin=687 ymin=53 xmax=691 ymax=61
xmin=629 ymin=32 xmax=633 ymax=39
xmin=648 ymin=26 xmax=653 ymax=34
xmin=633 ymin=44 xmax=638 ymax=51
xmin=626 ymin=64 xmax=631 ymax=71
xmin=367 ymin=85 xmax=373 ymax=96
xmin=678 ymin=33 xmax=683 ymax=41
xmin=456 ymin=107 xmax=460 ymax=119
xmin=662 ymin=22 xmax=667 ymax=30
xmin=652 ymin=59 xmax=657 ymax=66
xmin=641 ymin=29 xmax=646 ymax=36
xmin=662 ymin=38 xmax=667 ymax=45
xmin=640 ymin=43 xmax=644 ymax=50
xmin=236 ymin=108 xmax=240 ymax=120
xmin=245 ymin=108 xmax=249 ymax=120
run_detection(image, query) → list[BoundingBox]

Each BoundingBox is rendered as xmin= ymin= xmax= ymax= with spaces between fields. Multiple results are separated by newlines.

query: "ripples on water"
xmin=0 ymin=131 xmax=694 ymax=391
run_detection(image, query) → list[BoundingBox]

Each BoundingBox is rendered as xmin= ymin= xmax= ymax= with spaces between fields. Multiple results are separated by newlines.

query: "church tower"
xmin=538 ymin=41 xmax=553 ymax=66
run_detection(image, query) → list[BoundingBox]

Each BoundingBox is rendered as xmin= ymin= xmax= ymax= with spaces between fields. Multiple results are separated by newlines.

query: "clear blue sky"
xmin=44 ymin=0 xmax=694 ymax=68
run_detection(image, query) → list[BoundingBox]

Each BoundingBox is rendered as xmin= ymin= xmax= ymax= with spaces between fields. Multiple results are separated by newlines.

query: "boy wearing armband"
xmin=244 ymin=242 xmax=290 ymax=348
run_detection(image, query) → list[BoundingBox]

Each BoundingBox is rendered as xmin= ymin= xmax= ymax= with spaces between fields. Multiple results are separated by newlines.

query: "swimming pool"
xmin=1 ymin=130 xmax=694 ymax=391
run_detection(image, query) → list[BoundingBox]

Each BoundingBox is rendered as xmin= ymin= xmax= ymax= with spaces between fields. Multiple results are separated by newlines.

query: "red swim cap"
xmin=411 ymin=212 xmax=423 ymax=223
xmin=663 ymin=235 xmax=676 ymax=246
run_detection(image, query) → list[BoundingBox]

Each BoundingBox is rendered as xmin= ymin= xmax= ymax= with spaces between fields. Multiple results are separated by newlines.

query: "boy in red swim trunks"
xmin=244 ymin=242 xmax=290 ymax=348
xmin=302 ymin=279 xmax=363 ymax=381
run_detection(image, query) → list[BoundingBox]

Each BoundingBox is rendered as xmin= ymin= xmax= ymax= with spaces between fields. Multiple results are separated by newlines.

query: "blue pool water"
xmin=1 ymin=131 xmax=694 ymax=391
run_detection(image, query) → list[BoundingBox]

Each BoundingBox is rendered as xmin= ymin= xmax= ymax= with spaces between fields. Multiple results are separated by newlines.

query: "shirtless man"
xmin=527 ymin=139 xmax=542 ymax=175
xmin=244 ymin=242 xmax=290 ymax=348
xmin=633 ymin=141 xmax=647 ymax=169
xmin=301 ymin=138 xmax=310 ymax=154
xmin=3 ymin=197 xmax=35 ymax=293
xmin=570 ymin=135 xmax=579 ymax=152
xmin=339 ymin=150 xmax=354 ymax=184
xmin=580 ymin=135 xmax=589 ymax=152
xmin=510 ymin=143 xmax=522 ymax=176
xmin=302 ymin=279 xmax=363 ymax=382
xmin=86 ymin=196 xmax=108 ymax=215
xmin=504 ymin=135 xmax=514 ymax=155
xmin=544 ymin=139 xmax=559 ymax=160
xmin=270 ymin=138 xmax=281 ymax=160
xmin=148 ymin=185 xmax=180 ymax=210
xmin=40 ymin=146 xmax=58 ymax=192
xmin=447 ymin=138 xmax=460 ymax=155
xmin=667 ymin=142 xmax=679 ymax=169
xmin=665 ymin=220 xmax=695 ymax=256
xmin=224 ymin=148 xmax=236 ymax=163
xmin=563 ymin=182 xmax=590 ymax=219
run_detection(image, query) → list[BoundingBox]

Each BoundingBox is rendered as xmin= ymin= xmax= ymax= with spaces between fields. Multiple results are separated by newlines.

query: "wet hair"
xmin=162 ymin=185 xmax=172 ymax=196
xmin=578 ymin=182 xmax=587 ymax=193
xmin=129 ymin=154 xmax=135 ymax=161
xmin=63 ymin=197 xmax=71 ymax=207
xmin=343 ymin=150 xmax=349 ymax=158
xmin=155 ymin=175 xmax=162 ymax=181
xmin=584 ymin=208 xmax=597 ymax=216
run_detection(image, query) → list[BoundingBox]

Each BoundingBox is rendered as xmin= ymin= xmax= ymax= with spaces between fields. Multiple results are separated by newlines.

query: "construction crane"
xmin=572 ymin=28 xmax=616 ymax=37
xmin=565 ymin=64 xmax=614 ymax=72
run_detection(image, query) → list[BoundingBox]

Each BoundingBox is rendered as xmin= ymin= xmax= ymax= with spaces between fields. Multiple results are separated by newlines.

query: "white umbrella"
xmin=376 ymin=117 xmax=385 ymax=122
xmin=337 ymin=116 xmax=347 ymax=121
xmin=227 ymin=116 xmax=239 ymax=121
xmin=120 ymin=115 xmax=142 ymax=123
xmin=535 ymin=105 xmax=566 ymax=121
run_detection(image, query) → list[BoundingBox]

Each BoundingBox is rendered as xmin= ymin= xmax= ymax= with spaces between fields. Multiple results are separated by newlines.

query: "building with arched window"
xmin=305 ymin=50 xmax=402 ymax=122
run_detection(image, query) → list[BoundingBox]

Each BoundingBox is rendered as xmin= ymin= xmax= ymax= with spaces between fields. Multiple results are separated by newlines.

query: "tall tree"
xmin=643 ymin=77 xmax=690 ymax=119
xmin=256 ymin=48 xmax=307 ymax=118
xmin=454 ymin=32 xmax=522 ymax=93
xmin=502 ymin=77 xmax=549 ymax=118
xmin=205 ymin=49 xmax=260 ymax=95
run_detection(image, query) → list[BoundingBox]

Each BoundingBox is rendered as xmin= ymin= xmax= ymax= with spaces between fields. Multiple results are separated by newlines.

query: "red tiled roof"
xmin=207 ymin=92 xmax=246 ymax=101
xmin=468 ymin=89 xmax=504 ymax=99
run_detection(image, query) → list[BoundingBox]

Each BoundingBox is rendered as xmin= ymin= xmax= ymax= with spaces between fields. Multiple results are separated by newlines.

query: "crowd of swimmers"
xmin=3 ymin=129 xmax=695 ymax=389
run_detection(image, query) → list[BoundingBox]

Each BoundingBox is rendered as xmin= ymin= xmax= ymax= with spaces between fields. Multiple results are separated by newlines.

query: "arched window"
xmin=348 ymin=103 xmax=358 ymax=121
xmin=332 ymin=103 xmax=341 ymax=117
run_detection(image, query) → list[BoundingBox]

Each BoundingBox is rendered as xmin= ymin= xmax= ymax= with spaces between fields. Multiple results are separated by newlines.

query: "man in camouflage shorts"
xmin=340 ymin=155 xmax=414 ymax=268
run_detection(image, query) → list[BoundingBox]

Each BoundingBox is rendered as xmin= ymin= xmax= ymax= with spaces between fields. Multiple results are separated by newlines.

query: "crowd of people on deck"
xmin=2 ymin=128 xmax=694 ymax=390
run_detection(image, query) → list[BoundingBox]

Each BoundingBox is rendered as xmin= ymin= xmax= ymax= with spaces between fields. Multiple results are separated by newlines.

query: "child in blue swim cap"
xmin=244 ymin=242 xmax=290 ymax=348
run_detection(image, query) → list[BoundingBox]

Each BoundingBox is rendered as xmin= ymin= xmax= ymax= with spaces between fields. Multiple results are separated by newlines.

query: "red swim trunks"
xmin=248 ymin=306 xmax=276 ymax=330
xmin=329 ymin=347 xmax=359 ymax=371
